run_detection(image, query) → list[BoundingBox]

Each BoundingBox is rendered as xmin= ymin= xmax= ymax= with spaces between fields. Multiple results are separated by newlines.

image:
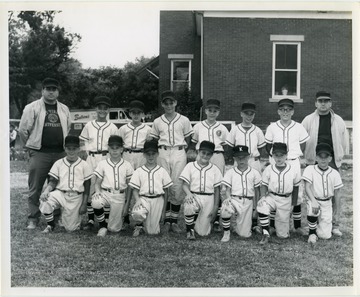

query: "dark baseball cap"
xmin=205 ymin=99 xmax=220 ymax=109
xmin=129 ymin=100 xmax=145 ymax=112
xmin=316 ymin=143 xmax=333 ymax=156
xmin=42 ymin=78 xmax=59 ymax=89
xmin=278 ymin=98 xmax=294 ymax=108
xmin=199 ymin=141 xmax=215 ymax=153
xmin=94 ymin=96 xmax=111 ymax=107
xmin=241 ymin=102 xmax=256 ymax=112
xmin=64 ymin=135 xmax=80 ymax=147
xmin=108 ymin=135 xmax=123 ymax=146
xmin=161 ymin=90 xmax=176 ymax=102
xmin=143 ymin=140 xmax=159 ymax=153
xmin=272 ymin=142 xmax=287 ymax=154
xmin=233 ymin=145 xmax=250 ymax=157
xmin=316 ymin=91 xmax=331 ymax=101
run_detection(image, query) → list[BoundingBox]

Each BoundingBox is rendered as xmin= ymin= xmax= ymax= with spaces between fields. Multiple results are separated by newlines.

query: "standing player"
xmin=256 ymin=143 xmax=301 ymax=245
xmin=91 ymin=135 xmax=133 ymax=236
xmin=118 ymin=100 xmax=152 ymax=229
xmin=79 ymin=96 xmax=118 ymax=230
xmin=264 ymin=98 xmax=310 ymax=235
xmin=190 ymin=99 xmax=229 ymax=231
xmin=220 ymin=145 xmax=261 ymax=242
xmin=180 ymin=141 xmax=222 ymax=240
xmin=39 ymin=135 xmax=92 ymax=233
xmin=129 ymin=140 xmax=173 ymax=236
xmin=149 ymin=90 xmax=193 ymax=233
xmin=302 ymin=143 xmax=343 ymax=245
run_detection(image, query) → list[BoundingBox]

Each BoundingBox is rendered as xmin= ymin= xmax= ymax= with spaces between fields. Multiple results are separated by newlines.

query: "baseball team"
xmin=18 ymin=77 xmax=348 ymax=246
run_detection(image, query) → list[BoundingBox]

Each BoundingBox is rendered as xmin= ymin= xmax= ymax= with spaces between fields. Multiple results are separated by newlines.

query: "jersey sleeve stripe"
xmin=299 ymin=135 xmax=310 ymax=143
xmin=149 ymin=133 xmax=160 ymax=139
xmin=221 ymin=180 xmax=232 ymax=188
xmin=48 ymin=172 xmax=59 ymax=180
xmin=261 ymin=181 xmax=269 ymax=186
xmin=179 ymin=176 xmax=190 ymax=184
xmin=214 ymin=181 xmax=222 ymax=188
xmin=225 ymin=140 xmax=234 ymax=147
xmin=184 ymin=130 xmax=194 ymax=137
xmin=84 ymin=174 xmax=93 ymax=181
xmin=79 ymin=135 xmax=89 ymax=141
xmin=301 ymin=176 xmax=312 ymax=184
xmin=334 ymin=183 xmax=344 ymax=189
xmin=94 ymin=171 xmax=103 ymax=179
xmin=254 ymin=181 xmax=261 ymax=187
xmin=128 ymin=182 xmax=140 ymax=190
xmin=257 ymin=141 xmax=266 ymax=148
xmin=163 ymin=181 xmax=174 ymax=189
xmin=294 ymin=180 xmax=301 ymax=187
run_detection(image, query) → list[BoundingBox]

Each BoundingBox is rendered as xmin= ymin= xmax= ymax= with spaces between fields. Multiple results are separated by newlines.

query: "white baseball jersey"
xmin=79 ymin=120 xmax=118 ymax=152
xmin=118 ymin=123 xmax=152 ymax=150
xmin=222 ymin=166 xmax=261 ymax=197
xmin=265 ymin=120 xmax=310 ymax=159
xmin=150 ymin=113 xmax=193 ymax=146
xmin=129 ymin=165 xmax=173 ymax=196
xmin=179 ymin=161 xmax=222 ymax=193
xmin=262 ymin=163 xmax=301 ymax=194
xmin=192 ymin=121 xmax=229 ymax=151
xmin=94 ymin=158 xmax=134 ymax=190
xmin=226 ymin=124 xmax=266 ymax=157
xmin=49 ymin=157 xmax=92 ymax=192
xmin=302 ymin=165 xmax=343 ymax=199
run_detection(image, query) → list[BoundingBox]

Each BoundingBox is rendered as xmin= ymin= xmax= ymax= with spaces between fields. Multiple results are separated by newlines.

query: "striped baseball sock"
xmin=293 ymin=204 xmax=302 ymax=229
xmin=270 ymin=210 xmax=276 ymax=228
xmin=221 ymin=217 xmax=231 ymax=231
xmin=43 ymin=212 xmax=55 ymax=228
xmin=87 ymin=202 xmax=94 ymax=222
xmin=307 ymin=216 xmax=317 ymax=235
xmin=94 ymin=208 xmax=107 ymax=228
xmin=171 ymin=204 xmax=181 ymax=224
xmin=164 ymin=201 xmax=171 ymax=224
xmin=185 ymin=215 xmax=195 ymax=232
xmin=104 ymin=206 xmax=110 ymax=222
xmin=258 ymin=212 xmax=270 ymax=233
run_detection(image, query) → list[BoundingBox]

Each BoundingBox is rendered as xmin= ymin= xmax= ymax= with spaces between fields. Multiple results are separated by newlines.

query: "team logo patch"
xmin=48 ymin=113 xmax=59 ymax=123
xmin=216 ymin=130 xmax=222 ymax=137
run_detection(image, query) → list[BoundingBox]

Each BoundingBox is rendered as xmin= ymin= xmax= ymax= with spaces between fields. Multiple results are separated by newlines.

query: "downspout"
xmin=200 ymin=12 xmax=204 ymax=121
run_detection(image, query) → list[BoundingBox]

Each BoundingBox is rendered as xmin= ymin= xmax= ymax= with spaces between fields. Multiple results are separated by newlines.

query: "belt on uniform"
xmin=124 ymin=148 xmax=143 ymax=153
xmin=101 ymin=187 xmax=125 ymax=194
xmin=58 ymin=189 xmax=82 ymax=195
xmin=232 ymin=195 xmax=254 ymax=200
xmin=89 ymin=151 xmax=108 ymax=157
xmin=191 ymin=191 xmax=214 ymax=196
xmin=141 ymin=194 xmax=163 ymax=198
xmin=159 ymin=145 xmax=184 ymax=150
xmin=213 ymin=151 xmax=224 ymax=154
xmin=270 ymin=191 xmax=291 ymax=197
xmin=315 ymin=196 xmax=334 ymax=201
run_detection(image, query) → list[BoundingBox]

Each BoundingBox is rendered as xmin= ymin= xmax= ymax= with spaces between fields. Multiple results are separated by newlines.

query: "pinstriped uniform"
xmin=129 ymin=165 xmax=173 ymax=234
xmin=192 ymin=120 xmax=229 ymax=174
xmin=302 ymin=165 xmax=343 ymax=239
xmin=150 ymin=113 xmax=193 ymax=204
xmin=180 ymin=161 xmax=222 ymax=236
xmin=221 ymin=167 xmax=261 ymax=237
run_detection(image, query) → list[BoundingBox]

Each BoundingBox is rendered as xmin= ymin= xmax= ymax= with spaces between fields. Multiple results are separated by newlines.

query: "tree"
xmin=175 ymin=87 xmax=202 ymax=121
xmin=9 ymin=11 xmax=81 ymax=117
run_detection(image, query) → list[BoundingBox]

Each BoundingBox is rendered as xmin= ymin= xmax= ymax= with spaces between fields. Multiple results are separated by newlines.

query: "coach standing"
xmin=19 ymin=78 xmax=71 ymax=229
xmin=301 ymin=90 xmax=347 ymax=236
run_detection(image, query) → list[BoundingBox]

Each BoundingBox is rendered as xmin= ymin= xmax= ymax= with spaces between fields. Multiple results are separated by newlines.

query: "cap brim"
xmin=241 ymin=109 xmax=256 ymax=112
xmin=317 ymin=151 xmax=331 ymax=156
xmin=162 ymin=97 xmax=176 ymax=102
xmin=199 ymin=148 xmax=214 ymax=153
xmin=272 ymin=150 xmax=287 ymax=154
xmin=129 ymin=108 xmax=144 ymax=112
xmin=233 ymin=153 xmax=250 ymax=157
xmin=96 ymin=101 xmax=111 ymax=106
xmin=144 ymin=149 xmax=158 ymax=153
xmin=44 ymin=84 xmax=58 ymax=88
xmin=205 ymin=105 xmax=220 ymax=109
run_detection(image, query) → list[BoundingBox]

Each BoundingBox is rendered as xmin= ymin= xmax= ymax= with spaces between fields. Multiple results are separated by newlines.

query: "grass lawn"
xmin=9 ymin=160 xmax=354 ymax=288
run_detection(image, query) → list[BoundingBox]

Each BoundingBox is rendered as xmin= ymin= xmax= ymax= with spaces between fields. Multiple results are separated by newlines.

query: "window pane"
xmin=275 ymin=71 xmax=297 ymax=95
xmin=109 ymin=112 xmax=118 ymax=120
xmin=275 ymin=44 xmax=297 ymax=70
xmin=173 ymin=61 xmax=189 ymax=80
xmin=172 ymin=81 xmax=189 ymax=92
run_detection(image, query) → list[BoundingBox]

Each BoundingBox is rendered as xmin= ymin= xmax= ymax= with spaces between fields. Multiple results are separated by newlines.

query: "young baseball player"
xmin=118 ymin=100 xmax=152 ymax=229
xmin=39 ymin=135 xmax=92 ymax=233
xmin=79 ymin=96 xmax=118 ymax=230
xmin=302 ymin=143 xmax=343 ymax=245
xmin=149 ymin=90 xmax=193 ymax=233
xmin=220 ymin=145 xmax=262 ymax=242
xmin=91 ymin=135 xmax=133 ymax=236
xmin=180 ymin=141 xmax=222 ymax=240
xmin=265 ymin=98 xmax=310 ymax=235
xmin=190 ymin=99 xmax=229 ymax=232
xmin=129 ymin=140 xmax=173 ymax=236
xmin=256 ymin=143 xmax=301 ymax=245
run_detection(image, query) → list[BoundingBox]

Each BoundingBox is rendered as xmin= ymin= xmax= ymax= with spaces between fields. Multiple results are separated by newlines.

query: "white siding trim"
xmin=270 ymin=35 xmax=305 ymax=42
xmin=203 ymin=11 xmax=352 ymax=19
xmin=168 ymin=54 xmax=194 ymax=59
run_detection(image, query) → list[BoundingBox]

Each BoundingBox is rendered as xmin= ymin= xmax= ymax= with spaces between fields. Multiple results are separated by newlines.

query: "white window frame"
xmin=270 ymin=37 xmax=303 ymax=103
xmin=168 ymin=54 xmax=193 ymax=92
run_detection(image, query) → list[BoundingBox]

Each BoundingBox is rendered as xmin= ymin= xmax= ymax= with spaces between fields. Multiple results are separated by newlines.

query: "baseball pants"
xmin=123 ymin=151 xmax=146 ymax=170
xmin=221 ymin=197 xmax=253 ymax=238
xmin=307 ymin=199 xmax=333 ymax=239
xmin=131 ymin=196 xmax=164 ymax=235
xmin=39 ymin=189 xmax=83 ymax=232
xmin=257 ymin=194 xmax=292 ymax=238
xmin=157 ymin=147 xmax=187 ymax=205
xmin=28 ymin=150 xmax=65 ymax=222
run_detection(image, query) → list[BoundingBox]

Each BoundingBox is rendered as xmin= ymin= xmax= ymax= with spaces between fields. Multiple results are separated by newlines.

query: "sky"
xmin=53 ymin=4 xmax=160 ymax=69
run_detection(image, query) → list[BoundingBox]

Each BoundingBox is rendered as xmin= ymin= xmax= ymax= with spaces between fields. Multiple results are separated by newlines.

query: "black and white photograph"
xmin=2 ymin=1 xmax=359 ymax=297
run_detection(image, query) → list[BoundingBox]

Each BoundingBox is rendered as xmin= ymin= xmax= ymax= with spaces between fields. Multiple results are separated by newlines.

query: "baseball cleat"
xmin=83 ymin=220 xmax=94 ymax=231
xmin=171 ymin=223 xmax=182 ymax=234
xmin=308 ymin=234 xmax=318 ymax=246
xmin=269 ymin=226 xmax=276 ymax=236
xmin=97 ymin=227 xmax=108 ymax=237
xmin=259 ymin=234 xmax=270 ymax=245
xmin=213 ymin=222 xmax=222 ymax=232
xmin=133 ymin=226 xmax=143 ymax=237
xmin=186 ymin=229 xmax=196 ymax=240
xmin=332 ymin=228 xmax=343 ymax=237
xmin=163 ymin=222 xmax=171 ymax=233
xmin=41 ymin=225 xmax=53 ymax=234
xmin=252 ymin=225 xmax=262 ymax=234
xmin=221 ymin=231 xmax=231 ymax=242
xmin=27 ymin=221 xmax=37 ymax=230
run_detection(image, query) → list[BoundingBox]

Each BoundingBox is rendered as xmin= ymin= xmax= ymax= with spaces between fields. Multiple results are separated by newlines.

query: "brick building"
xmin=159 ymin=11 xmax=352 ymax=128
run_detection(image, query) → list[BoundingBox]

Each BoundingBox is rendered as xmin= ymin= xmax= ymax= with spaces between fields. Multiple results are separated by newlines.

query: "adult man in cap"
xmin=19 ymin=78 xmax=71 ymax=229
xmin=302 ymin=91 xmax=347 ymax=236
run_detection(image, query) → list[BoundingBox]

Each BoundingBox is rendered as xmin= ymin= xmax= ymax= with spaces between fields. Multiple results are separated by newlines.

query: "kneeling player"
xmin=256 ymin=143 xmax=301 ymax=244
xmin=39 ymin=135 xmax=92 ymax=233
xmin=220 ymin=145 xmax=261 ymax=242
xmin=180 ymin=141 xmax=222 ymax=240
xmin=302 ymin=143 xmax=343 ymax=246
xmin=128 ymin=140 xmax=173 ymax=236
